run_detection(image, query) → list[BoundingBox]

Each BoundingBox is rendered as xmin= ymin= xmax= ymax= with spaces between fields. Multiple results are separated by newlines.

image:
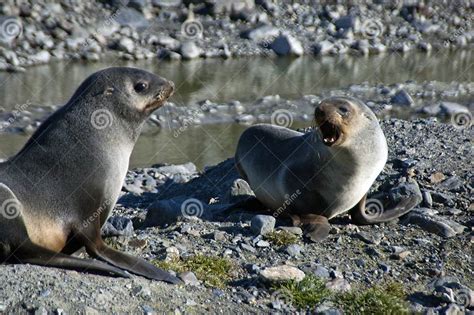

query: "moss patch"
xmin=335 ymin=282 xmax=409 ymax=315
xmin=153 ymin=255 xmax=234 ymax=288
xmin=264 ymin=230 xmax=299 ymax=246
xmin=272 ymin=275 xmax=331 ymax=309
xmin=272 ymin=278 xmax=409 ymax=314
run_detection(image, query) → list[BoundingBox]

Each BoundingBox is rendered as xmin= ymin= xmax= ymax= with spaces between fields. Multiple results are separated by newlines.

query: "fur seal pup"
xmin=0 ymin=67 xmax=180 ymax=283
xmin=235 ymin=96 xmax=418 ymax=241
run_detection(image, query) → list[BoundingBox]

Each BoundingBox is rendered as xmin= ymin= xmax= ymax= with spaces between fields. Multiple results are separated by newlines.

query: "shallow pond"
xmin=0 ymin=50 xmax=473 ymax=169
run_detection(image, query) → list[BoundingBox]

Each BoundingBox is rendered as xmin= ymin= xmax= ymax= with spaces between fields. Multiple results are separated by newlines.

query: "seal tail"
xmin=9 ymin=241 xmax=130 ymax=278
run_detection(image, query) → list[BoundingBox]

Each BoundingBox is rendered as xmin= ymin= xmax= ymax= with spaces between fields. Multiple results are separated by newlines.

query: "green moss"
xmin=153 ymin=255 xmax=234 ymax=288
xmin=335 ymin=282 xmax=410 ymax=315
xmin=272 ymin=275 xmax=331 ymax=309
xmin=264 ymin=230 xmax=299 ymax=246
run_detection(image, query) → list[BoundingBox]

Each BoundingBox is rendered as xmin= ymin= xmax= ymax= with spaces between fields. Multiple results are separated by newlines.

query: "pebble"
xmin=179 ymin=271 xmax=200 ymax=286
xmin=325 ymin=278 xmax=351 ymax=293
xmin=285 ymin=244 xmax=302 ymax=257
xmin=260 ymin=265 xmax=305 ymax=283
xmin=250 ymin=215 xmax=275 ymax=235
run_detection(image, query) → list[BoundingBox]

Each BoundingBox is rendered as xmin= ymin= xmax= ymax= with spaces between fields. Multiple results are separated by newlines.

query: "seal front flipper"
xmin=350 ymin=194 xmax=419 ymax=225
xmin=291 ymin=214 xmax=331 ymax=242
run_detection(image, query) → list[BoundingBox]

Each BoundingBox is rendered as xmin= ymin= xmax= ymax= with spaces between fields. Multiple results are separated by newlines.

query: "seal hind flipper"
xmin=350 ymin=194 xmax=419 ymax=225
xmin=84 ymin=240 xmax=181 ymax=284
xmin=9 ymin=241 xmax=130 ymax=278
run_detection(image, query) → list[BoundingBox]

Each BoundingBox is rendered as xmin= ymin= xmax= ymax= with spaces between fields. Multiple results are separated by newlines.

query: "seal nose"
xmin=167 ymin=80 xmax=175 ymax=93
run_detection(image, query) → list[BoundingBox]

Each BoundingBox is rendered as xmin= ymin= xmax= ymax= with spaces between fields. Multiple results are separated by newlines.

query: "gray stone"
xmin=250 ymin=215 xmax=275 ymax=235
xmin=285 ymin=244 xmax=302 ymax=257
xmin=439 ymin=102 xmax=469 ymax=115
xmin=180 ymin=41 xmax=202 ymax=59
xmin=314 ymin=40 xmax=334 ymax=55
xmin=260 ymin=265 xmax=305 ymax=283
xmin=404 ymin=212 xmax=466 ymax=237
xmin=228 ymin=178 xmax=255 ymax=202
xmin=334 ymin=15 xmax=359 ymax=31
xmin=390 ymin=89 xmax=414 ymax=106
xmin=30 ymin=51 xmax=51 ymax=64
xmin=115 ymin=8 xmax=149 ymax=30
xmin=326 ymin=278 xmax=351 ymax=293
xmin=270 ymin=34 xmax=303 ymax=56
xmin=388 ymin=180 xmax=423 ymax=207
xmin=179 ymin=271 xmax=200 ymax=286
xmin=241 ymin=24 xmax=279 ymax=42
xmin=102 ymin=216 xmax=134 ymax=237
xmin=117 ymin=37 xmax=135 ymax=54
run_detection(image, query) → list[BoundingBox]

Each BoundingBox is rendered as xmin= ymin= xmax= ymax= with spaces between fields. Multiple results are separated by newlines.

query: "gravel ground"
xmin=1 ymin=116 xmax=471 ymax=314
xmin=0 ymin=0 xmax=473 ymax=71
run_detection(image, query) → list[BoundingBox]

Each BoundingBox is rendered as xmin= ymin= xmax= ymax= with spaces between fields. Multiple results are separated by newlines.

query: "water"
xmin=0 ymin=50 xmax=473 ymax=169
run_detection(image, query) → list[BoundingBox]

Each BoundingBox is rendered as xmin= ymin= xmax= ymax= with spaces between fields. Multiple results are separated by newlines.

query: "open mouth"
xmin=319 ymin=121 xmax=341 ymax=146
xmin=146 ymin=86 xmax=174 ymax=111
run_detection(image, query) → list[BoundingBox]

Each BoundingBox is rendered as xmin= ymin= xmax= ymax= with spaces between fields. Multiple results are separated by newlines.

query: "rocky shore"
xmin=0 ymin=0 xmax=473 ymax=71
xmin=1 ymin=80 xmax=472 ymax=135
xmin=0 ymin=117 xmax=472 ymax=314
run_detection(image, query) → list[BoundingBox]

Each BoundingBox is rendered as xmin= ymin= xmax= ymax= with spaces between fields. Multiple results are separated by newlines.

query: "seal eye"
xmin=339 ymin=106 xmax=349 ymax=115
xmin=134 ymin=82 xmax=148 ymax=93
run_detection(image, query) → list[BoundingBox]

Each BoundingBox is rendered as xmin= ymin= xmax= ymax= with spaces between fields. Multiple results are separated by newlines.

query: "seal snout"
xmin=314 ymin=100 xmax=348 ymax=147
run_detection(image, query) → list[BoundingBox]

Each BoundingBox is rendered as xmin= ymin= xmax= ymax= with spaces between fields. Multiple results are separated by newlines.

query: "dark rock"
xmin=404 ymin=210 xmax=466 ymax=237
xmin=102 ymin=216 xmax=134 ymax=237
xmin=390 ymin=90 xmax=414 ymax=107
xmin=270 ymin=34 xmax=303 ymax=56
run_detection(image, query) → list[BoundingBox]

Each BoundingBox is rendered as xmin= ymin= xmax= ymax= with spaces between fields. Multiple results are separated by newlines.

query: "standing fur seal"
xmin=0 ymin=67 xmax=180 ymax=283
xmin=235 ymin=96 xmax=418 ymax=241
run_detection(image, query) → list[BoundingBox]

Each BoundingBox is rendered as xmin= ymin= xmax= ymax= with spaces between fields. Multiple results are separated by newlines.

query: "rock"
xmin=334 ymin=15 xmax=358 ymax=31
xmin=154 ymin=162 xmax=197 ymax=175
xmin=439 ymin=102 xmax=469 ymax=115
xmin=30 ymin=51 xmax=51 ymax=64
xmin=313 ymin=265 xmax=330 ymax=279
xmin=213 ymin=231 xmax=226 ymax=241
xmin=115 ymin=8 xmax=149 ymax=30
xmin=277 ymin=226 xmax=303 ymax=236
xmin=404 ymin=211 xmax=466 ymax=237
xmin=256 ymin=240 xmax=270 ymax=247
xmin=260 ymin=265 xmax=305 ymax=283
xmin=179 ymin=271 xmax=200 ymax=286
xmin=101 ymin=216 xmax=134 ymax=237
xmin=270 ymin=34 xmax=303 ymax=56
xmin=144 ymin=197 xmax=190 ymax=227
xmin=228 ymin=178 xmax=255 ymax=202
xmin=326 ymin=278 xmax=351 ymax=293
xmin=354 ymin=231 xmax=382 ymax=245
xmin=241 ymin=243 xmax=257 ymax=253
xmin=285 ymin=244 xmax=302 ymax=257
xmin=390 ymin=90 xmax=414 ymax=106
xmin=117 ymin=37 xmax=135 ymax=54
xmin=180 ymin=41 xmax=202 ymax=59
xmin=314 ymin=40 xmax=334 ymax=55
xmin=250 ymin=215 xmax=275 ymax=235
xmin=388 ymin=180 xmax=423 ymax=208
xmin=241 ymin=24 xmax=279 ymax=42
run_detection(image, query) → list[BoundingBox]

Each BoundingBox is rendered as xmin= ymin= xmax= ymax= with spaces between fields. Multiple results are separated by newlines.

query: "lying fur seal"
xmin=0 ymin=67 xmax=180 ymax=283
xmin=235 ymin=96 xmax=417 ymax=241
